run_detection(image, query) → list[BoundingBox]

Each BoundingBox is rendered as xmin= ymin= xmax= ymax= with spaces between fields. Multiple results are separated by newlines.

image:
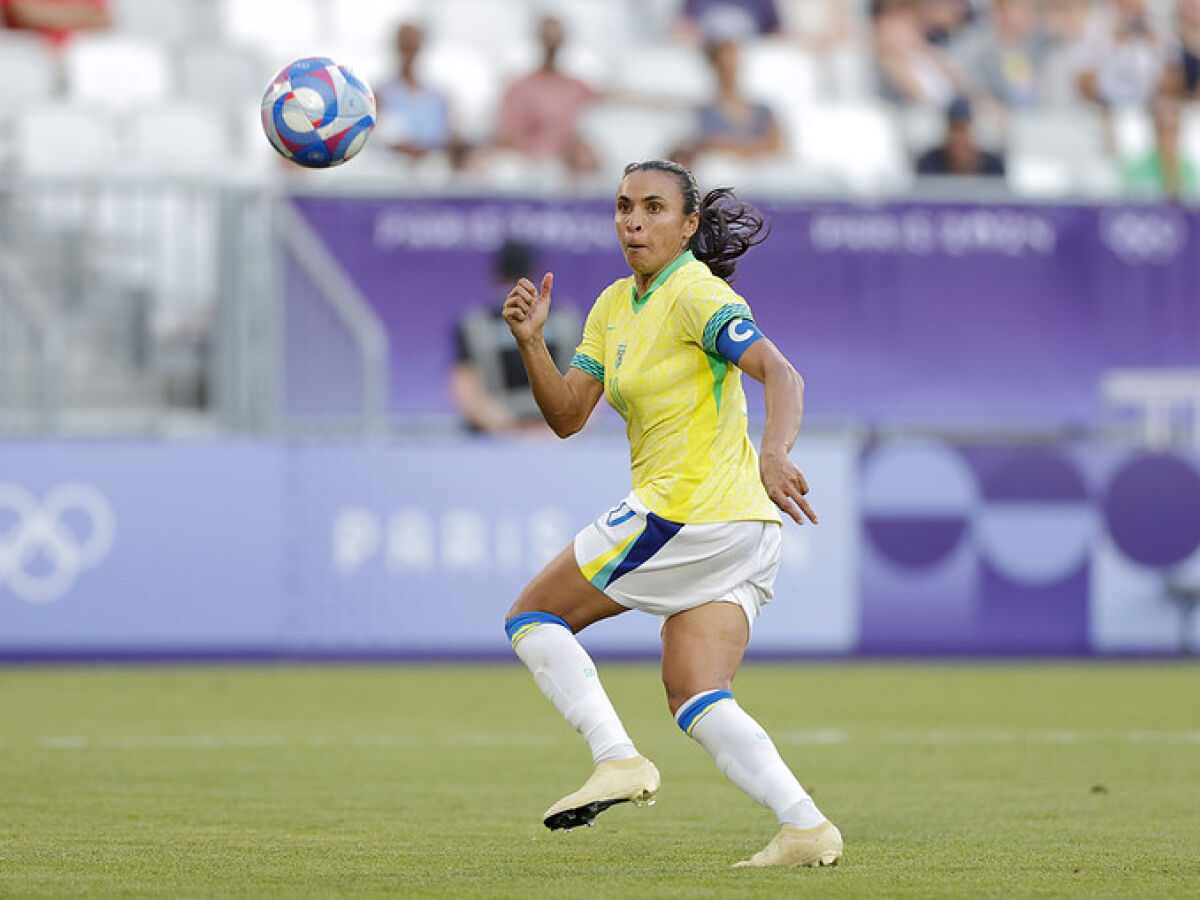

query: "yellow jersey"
xmin=571 ymin=251 xmax=781 ymax=524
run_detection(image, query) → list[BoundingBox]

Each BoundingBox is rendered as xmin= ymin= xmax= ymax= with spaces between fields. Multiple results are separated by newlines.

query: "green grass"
xmin=1 ymin=662 xmax=1198 ymax=897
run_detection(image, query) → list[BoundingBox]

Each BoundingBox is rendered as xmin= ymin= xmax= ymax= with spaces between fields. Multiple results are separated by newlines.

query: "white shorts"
xmin=573 ymin=491 xmax=782 ymax=627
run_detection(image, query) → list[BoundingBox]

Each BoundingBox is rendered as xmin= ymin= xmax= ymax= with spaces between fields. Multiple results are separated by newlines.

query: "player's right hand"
xmin=503 ymin=273 xmax=553 ymax=344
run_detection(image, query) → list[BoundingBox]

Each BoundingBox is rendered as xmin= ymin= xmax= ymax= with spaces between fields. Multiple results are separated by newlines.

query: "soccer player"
xmin=501 ymin=160 xmax=842 ymax=868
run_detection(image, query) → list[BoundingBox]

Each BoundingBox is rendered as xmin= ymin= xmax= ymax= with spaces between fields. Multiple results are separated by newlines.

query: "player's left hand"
xmin=760 ymin=451 xmax=818 ymax=525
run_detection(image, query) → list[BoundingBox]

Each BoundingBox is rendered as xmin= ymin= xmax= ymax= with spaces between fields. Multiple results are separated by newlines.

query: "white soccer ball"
xmin=260 ymin=56 xmax=376 ymax=168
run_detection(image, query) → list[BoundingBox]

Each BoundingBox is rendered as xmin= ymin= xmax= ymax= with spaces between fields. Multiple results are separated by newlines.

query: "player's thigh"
xmin=506 ymin=542 xmax=628 ymax=632
xmin=660 ymin=601 xmax=750 ymax=715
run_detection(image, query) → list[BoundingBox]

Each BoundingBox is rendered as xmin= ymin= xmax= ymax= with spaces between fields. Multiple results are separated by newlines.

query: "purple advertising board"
xmin=291 ymin=197 xmax=1200 ymax=429
xmin=0 ymin=442 xmax=285 ymax=654
xmin=2 ymin=439 xmax=1197 ymax=659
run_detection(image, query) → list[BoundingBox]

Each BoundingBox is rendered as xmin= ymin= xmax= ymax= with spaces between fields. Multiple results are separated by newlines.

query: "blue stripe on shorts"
xmin=601 ymin=512 xmax=684 ymax=589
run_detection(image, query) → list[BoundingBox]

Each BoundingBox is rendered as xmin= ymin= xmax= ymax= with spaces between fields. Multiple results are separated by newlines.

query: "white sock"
xmin=677 ymin=689 xmax=827 ymax=828
xmin=507 ymin=614 xmax=638 ymax=764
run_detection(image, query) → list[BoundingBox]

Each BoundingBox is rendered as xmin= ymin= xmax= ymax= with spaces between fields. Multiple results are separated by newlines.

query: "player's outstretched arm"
xmin=503 ymin=273 xmax=603 ymax=438
xmin=736 ymin=338 xmax=818 ymax=526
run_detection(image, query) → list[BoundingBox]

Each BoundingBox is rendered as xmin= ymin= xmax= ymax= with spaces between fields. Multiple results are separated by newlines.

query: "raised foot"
xmin=542 ymin=756 xmax=661 ymax=831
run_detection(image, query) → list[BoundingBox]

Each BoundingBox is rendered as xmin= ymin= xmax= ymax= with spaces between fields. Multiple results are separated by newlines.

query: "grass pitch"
xmin=1 ymin=661 xmax=1197 ymax=897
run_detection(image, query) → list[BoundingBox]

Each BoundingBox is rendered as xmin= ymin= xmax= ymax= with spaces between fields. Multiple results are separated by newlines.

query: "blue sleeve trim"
xmin=571 ymin=352 xmax=604 ymax=382
xmin=715 ymin=318 xmax=765 ymax=364
xmin=701 ymin=304 xmax=755 ymax=356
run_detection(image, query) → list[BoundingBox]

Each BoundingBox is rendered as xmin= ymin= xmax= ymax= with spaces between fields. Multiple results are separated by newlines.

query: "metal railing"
xmin=0 ymin=237 xmax=66 ymax=432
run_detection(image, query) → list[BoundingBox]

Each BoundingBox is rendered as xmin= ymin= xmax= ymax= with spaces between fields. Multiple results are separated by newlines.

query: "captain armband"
xmin=715 ymin=318 xmax=764 ymax=364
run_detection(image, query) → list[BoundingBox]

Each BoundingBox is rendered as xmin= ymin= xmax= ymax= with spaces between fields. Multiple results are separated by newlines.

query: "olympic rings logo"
xmin=1099 ymin=209 xmax=1188 ymax=265
xmin=0 ymin=482 xmax=115 ymax=604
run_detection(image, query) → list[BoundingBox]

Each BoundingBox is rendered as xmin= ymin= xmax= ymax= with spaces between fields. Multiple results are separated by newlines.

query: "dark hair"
xmin=622 ymin=160 xmax=768 ymax=283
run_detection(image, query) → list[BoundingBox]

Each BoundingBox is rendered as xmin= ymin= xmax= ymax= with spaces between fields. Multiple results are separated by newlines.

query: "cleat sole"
xmin=544 ymin=799 xmax=626 ymax=831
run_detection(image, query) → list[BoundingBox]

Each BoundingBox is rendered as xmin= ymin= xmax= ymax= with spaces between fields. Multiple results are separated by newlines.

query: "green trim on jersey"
xmin=571 ymin=352 xmax=604 ymax=382
xmin=706 ymin=353 xmax=729 ymax=414
xmin=632 ymin=250 xmax=695 ymax=311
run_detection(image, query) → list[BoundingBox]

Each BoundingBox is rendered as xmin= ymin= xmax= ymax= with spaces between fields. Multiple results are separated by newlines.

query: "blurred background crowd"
xmin=1 ymin=0 xmax=1197 ymax=200
xmin=0 ymin=0 xmax=1197 ymax=439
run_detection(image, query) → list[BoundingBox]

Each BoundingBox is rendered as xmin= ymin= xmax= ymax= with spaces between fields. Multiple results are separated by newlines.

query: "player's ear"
xmin=683 ymin=211 xmax=699 ymax=242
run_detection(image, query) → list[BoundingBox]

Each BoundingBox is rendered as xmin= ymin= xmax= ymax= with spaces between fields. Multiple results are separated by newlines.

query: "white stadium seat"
xmin=330 ymin=0 xmax=424 ymax=47
xmin=63 ymin=34 xmax=172 ymax=113
xmin=577 ymin=102 xmax=695 ymax=177
xmin=0 ymin=33 xmax=58 ymax=102
xmin=741 ymin=39 xmax=820 ymax=114
xmin=1112 ymin=105 xmax=1155 ymax=161
xmin=792 ymin=102 xmax=910 ymax=195
xmin=1179 ymin=102 xmax=1200 ymax=173
xmin=425 ymin=0 xmax=534 ymax=62
xmin=615 ymin=44 xmax=713 ymax=105
xmin=15 ymin=105 xmax=119 ymax=178
xmin=1006 ymin=105 xmax=1119 ymax=198
xmin=218 ymin=0 xmax=323 ymax=71
xmin=129 ymin=104 xmax=234 ymax=176
xmin=177 ymin=43 xmax=268 ymax=113
xmin=552 ymin=0 xmax=639 ymax=57
xmin=112 ymin=0 xmax=219 ymax=43
xmin=417 ymin=40 xmax=503 ymax=144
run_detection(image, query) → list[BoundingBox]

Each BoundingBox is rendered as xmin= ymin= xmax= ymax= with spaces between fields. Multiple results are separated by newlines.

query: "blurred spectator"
xmin=949 ymin=0 xmax=1052 ymax=108
xmin=375 ymin=22 xmax=470 ymax=169
xmin=779 ymin=0 xmax=856 ymax=54
xmin=872 ymin=0 xmax=967 ymax=105
xmin=1121 ymin=93 xmax=1197 ymax=199
xmin=675 ymin=0 xmax=783 ymax=43
xmin=675 ymin=38 xmax=785 ymax=165
xmin=493 ymin=15 xmax=600 ymax=176
xmin=1163 ymin=0 xmax=1200 ymax=99
xmin=916 ymin=97 xmax=1006 ymax=175
xmin=1 ymin=0 xmax=109 ymax=46
xmin=917 ymin=0 xmax=974 ymax=46
xmin=1076 ymin=0 xmax=1169 ymax=108
xmin=450 ymin=239 xmax=582 ymax=435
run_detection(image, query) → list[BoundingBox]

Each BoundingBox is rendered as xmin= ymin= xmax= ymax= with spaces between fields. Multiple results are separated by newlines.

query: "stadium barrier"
xmin=2 ymin=437 xmax=1197 ymax=659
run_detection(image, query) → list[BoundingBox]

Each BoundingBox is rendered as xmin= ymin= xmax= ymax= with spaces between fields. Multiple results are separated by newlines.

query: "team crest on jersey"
xmin=614 ymin=344 xmax=627 ymax=370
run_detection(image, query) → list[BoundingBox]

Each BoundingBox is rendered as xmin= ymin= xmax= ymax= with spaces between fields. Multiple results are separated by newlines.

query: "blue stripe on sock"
xmin=676 ymin=689 xmax=734 ymax=735
xmin=504 ymin=611 xmax=570 ymax=647
xmin=603 ymin=512 xmax=683 ymax=587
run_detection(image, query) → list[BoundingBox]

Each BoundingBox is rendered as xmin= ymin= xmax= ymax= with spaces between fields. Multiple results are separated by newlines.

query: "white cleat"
xmin=542 ymin=755 xmax=661 ymax=831
xmin=733 ymin=821 xmax=844 ymax=868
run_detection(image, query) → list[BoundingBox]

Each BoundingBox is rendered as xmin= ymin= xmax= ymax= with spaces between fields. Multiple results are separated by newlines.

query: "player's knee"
xmin=662 ymin=672 xmax=732 ymax=717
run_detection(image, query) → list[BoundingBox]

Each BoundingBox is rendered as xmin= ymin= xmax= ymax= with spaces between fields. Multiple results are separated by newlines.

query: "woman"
xmin=693 ymin=38 xmax=785 ymax=161
xmin=501 ymin=160 xmax=841 ymax=869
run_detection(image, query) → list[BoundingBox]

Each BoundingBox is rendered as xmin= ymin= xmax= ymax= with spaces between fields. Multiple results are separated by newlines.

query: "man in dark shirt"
xmin=451 ymin=240 xmax=581 ymax=434
xmin=917 ymin=97 xmax=1006 ymax=176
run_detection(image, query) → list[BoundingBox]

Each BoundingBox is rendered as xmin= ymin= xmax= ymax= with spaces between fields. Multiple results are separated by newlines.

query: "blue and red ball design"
xmin=261 ymin=57 xmax=376 ymax=168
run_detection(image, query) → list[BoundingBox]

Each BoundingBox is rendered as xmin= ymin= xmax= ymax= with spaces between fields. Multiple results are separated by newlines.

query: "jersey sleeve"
xmin=678 ymin=275 xmax=756 ymax=357
xmin=570 ymin=285 xmax=611 ymax=382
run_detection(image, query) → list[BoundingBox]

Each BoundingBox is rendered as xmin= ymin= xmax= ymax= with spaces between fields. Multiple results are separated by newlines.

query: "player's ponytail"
xmin=623 ymin=160 xmax=769 ymax=283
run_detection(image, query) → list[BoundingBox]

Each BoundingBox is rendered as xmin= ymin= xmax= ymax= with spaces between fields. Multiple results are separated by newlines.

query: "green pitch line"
xmin=0 ymin=663 xmax=1197 ymax=897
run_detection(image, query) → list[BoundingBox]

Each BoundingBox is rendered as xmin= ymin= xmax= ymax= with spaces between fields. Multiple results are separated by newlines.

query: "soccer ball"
xmin=260 ymin=57 xmax=376 ymax=168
